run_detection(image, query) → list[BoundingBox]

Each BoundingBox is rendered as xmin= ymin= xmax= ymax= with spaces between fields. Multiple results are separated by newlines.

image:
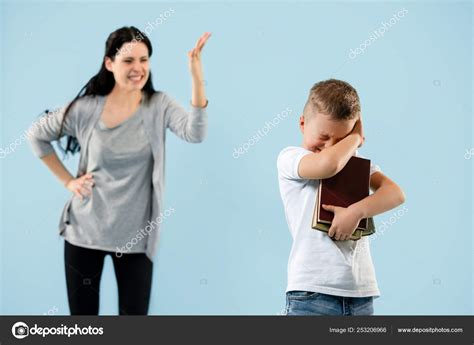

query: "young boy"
xmin=277 ymin=79 xmax=405 ymax=315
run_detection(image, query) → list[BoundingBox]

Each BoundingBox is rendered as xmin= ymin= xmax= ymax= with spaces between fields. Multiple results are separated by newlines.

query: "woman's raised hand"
xmin=188 ymin=32 xmax=211 ymax=80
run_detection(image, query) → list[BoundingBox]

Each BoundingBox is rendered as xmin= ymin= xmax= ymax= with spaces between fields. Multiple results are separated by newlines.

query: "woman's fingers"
xmin=194 ymin=34 xmax=205 ymax=50
xmin=74 ymin=176 xmax=94 ymax=199
xmin=81 ymin=176 xmax=95 ymax=186
xmin=189 ymin=32 xmax=211 ymax=61
xmin=194 ymin=37 xmax=204 ymax=50
xmin=197 ymin=32 xmax=211 ymax=51
xmin=77 ymin=186 xmax=91 ymax=199
xmin=83 ymin=180 xmax=94 ymax=187
xmin=66 ymin=174 xmax=95 ymax=200
xmin=74 ymin=189 xmax=83 ymax=200
xmin=80 ymin=189 xmax=91 ymax=197
xmin=188 ymin=48 xmax=196 ymax=59
xmin=193 ymin=32 xmax=211 ymax=52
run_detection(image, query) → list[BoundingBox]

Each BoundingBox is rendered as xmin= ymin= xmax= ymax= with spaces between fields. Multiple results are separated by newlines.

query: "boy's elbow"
xmin=324 ymin=156 xmax=343 ymax=178
xmin=393 ymin=184 xmax=406 ymax=205
xmin=398 ymin=189 xmax=406 ymax=205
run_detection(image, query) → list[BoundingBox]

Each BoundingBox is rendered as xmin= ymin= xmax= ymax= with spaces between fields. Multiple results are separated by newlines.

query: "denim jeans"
xmin=285 ymin=291 xmax=374 ymax=316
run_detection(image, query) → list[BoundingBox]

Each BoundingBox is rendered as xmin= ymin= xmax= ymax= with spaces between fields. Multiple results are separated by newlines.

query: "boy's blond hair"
xmin=303 ymin=79 xmax=361 ymax=121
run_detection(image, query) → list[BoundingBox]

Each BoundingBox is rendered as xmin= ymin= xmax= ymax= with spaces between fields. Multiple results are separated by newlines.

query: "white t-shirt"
xmin=277 ymin=146 xmax=382 ymax=298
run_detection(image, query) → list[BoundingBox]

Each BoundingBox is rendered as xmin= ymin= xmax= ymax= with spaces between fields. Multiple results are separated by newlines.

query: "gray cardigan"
xmin=28 ymin=91 xmax=208 ymax=261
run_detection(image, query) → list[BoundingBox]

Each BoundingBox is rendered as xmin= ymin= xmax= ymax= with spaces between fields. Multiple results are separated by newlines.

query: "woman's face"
xmin=105 ymin=41 xmax=150 ymax=91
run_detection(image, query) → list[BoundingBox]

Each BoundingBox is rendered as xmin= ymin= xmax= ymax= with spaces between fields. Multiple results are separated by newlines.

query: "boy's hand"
xmin=351 ymin=118 xmax=365 ymax=148
xmin=322 ymin=204 xmax=363 ymax=241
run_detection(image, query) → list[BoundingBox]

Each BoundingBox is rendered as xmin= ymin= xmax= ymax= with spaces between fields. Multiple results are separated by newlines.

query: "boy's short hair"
xmin=303 ymin=79 xmax=361 ymax=121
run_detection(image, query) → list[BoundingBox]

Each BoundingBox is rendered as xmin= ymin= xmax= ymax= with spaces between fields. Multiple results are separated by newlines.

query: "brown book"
xmin=311 ymin=156 xmax=374 ymax=240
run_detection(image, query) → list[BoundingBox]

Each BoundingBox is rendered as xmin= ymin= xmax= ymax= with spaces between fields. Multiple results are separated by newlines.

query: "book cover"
xmin=311 ymin=156 xmax=374 ymax=240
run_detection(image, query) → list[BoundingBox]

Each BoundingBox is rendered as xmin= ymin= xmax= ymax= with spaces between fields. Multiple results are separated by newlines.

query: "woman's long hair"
xmin=58 ymin=26 xmax=156 ymax=156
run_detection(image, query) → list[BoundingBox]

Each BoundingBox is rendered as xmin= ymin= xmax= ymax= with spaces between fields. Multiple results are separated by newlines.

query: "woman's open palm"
xmin=188 ymin=32 xmax=211 ymax=79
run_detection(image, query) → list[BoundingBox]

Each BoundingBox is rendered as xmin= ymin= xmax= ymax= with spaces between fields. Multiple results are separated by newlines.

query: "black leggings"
xmin=64 ymin=240 xmax=153 ymax=315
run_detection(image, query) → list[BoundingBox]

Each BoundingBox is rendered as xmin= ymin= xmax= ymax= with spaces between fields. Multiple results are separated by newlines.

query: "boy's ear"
xmin=299 ymin=115 xmax=305 ymax=134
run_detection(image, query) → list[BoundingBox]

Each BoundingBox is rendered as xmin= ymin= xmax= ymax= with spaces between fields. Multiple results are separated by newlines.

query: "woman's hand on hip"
xmin=65 ymin=173 xmax=95 ymax=200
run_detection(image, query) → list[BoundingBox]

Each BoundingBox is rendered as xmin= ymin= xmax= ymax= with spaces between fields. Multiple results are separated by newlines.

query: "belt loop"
xmin=342 ymin=297 xmax=350 ymax=316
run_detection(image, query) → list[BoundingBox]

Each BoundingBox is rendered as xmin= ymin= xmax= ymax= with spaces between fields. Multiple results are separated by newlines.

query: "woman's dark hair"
xmin=58 ymin=26 xmax=156 ymax=156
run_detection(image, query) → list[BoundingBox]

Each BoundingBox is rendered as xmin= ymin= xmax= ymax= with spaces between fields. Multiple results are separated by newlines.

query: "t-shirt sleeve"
xmin=277 ymin=146 xmax=312 ymax=180
xmin=355 ymin=150 xmax=382 ymax=175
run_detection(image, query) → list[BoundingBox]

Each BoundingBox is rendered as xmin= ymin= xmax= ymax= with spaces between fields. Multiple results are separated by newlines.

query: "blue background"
xmin=0 ymin=1 xmax=472 ymax=315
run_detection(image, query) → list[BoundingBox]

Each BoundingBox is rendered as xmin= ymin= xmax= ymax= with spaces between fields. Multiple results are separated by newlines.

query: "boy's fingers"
xmin=322 ymin=204 xmax=336 ymax=212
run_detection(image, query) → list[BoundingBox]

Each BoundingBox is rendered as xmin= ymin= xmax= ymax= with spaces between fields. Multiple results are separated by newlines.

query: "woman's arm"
xmin=27 ymin=102 xmax=94 ymax=199
xmin=165 ymin=32 xmax=211 ymax=143
xmin=188 ymin=32 xmax=211 ymax=108
xmin=41 ymin=152 xmax=74 ymax=187
xmin=40 ymin=153 xmax=94 ymax=200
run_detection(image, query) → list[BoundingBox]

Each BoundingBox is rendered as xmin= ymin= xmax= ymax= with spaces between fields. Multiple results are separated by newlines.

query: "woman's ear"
xmin=104 ymin=57 xmax=113 ymax=72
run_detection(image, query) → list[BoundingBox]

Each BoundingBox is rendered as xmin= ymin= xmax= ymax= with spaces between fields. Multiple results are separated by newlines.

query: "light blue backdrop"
xmin=0 ymin=0 xmax=472 ymax=315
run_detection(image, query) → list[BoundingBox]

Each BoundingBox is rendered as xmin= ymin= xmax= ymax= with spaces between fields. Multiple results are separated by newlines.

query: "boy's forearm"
xmin=320 ymin=133 xmax=361 ymax=175
xmin=298 ymin=133 xmax=361 ymax=179
xmin=349 ymin=183 xmax=405 ymax=219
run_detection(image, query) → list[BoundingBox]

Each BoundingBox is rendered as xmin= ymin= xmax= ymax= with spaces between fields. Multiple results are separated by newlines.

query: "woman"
xmin=28 ymin=26 xmax=210 ymax=315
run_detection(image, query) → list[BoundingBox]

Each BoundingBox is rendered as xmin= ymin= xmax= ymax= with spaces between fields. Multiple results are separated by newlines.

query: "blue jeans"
xmin=285 ymin=291 xmax=374 ymax=316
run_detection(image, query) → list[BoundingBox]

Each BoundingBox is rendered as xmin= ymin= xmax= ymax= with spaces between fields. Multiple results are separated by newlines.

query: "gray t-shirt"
xmin=65 ymin=107 xmax=153 ymax=253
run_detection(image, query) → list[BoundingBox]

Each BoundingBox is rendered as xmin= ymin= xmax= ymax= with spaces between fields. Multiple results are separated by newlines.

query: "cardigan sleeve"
xmin=162 ymin=92 xmax=208 ymax=143
xmin=27 ymin=99 xmax=80 ymax=158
